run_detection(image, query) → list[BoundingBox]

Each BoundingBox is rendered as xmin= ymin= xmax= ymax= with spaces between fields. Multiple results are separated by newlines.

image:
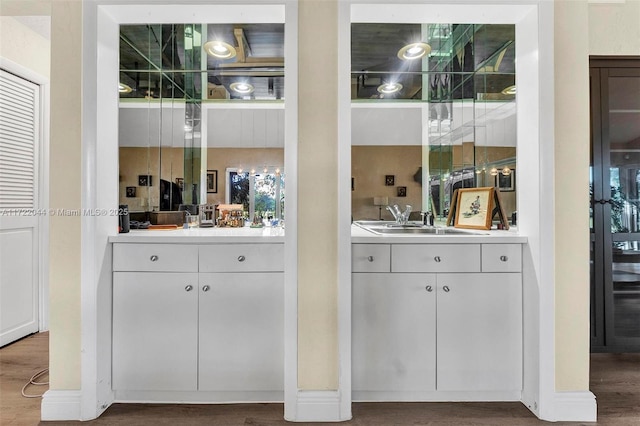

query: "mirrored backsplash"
xmin=351 ymin=23 xmax=516 ymax=225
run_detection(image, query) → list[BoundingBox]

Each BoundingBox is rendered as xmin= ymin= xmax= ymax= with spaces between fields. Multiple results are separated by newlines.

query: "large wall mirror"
xmin=118 ymin=23 xmax=285 ymax=224
xmin=351 ymin=23 xmax=516 ymax=224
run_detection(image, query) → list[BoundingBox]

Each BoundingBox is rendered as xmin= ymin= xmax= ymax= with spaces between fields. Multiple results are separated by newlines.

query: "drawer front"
xmin=113 ymin=244 xmax=198 ymax=272
xmin=199 ymin=243 xmax=284 ymax=272
xmin=352 ymin=244 xmax=391 ymax=273
xmin=391 ymin=244 xmax=481 ymax=273
xmin=482 ymin=244 xmax=522 ymax=272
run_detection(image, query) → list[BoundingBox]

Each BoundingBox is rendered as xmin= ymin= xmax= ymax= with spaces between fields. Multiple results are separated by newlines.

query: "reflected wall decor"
xmin=207 ymin=170 xmax=218 ymax=193
xmin=496 ymin=169 xmax=515 ymax=191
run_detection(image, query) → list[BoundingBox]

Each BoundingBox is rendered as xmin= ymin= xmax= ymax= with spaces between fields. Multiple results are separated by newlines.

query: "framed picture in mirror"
xmin=138 ymin=175 xmax=152 ymax=186
xmin=207 ymin=170 xmax=218 ymax=193
xmin=454 ymin=187 xmax=495 ymax=230
xmin=126 ymin=187 xmax=136 ymax=198
xmin=495 ymin=169 xmax=515 ymax=191
xmin=397 ymin=186 xmax=407 ymax=197
xmin=385 ymin=175 xmax=395 ymax=186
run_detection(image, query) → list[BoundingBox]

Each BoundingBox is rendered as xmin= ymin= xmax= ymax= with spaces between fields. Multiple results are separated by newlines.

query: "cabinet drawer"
xmin=199 ymin=243 xmax=284 ymax=272
xmin=352 ymin=244 xmax=391 ymax=273
xmin=113 ymin=244 xmax=198 ymax=272
xmin=482 ymin=244 xmax=522 ymax=272
xmin=391 ymin=244 xmax=481 ymax=272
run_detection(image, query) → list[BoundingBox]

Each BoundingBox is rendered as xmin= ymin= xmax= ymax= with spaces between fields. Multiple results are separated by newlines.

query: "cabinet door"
xmin=436 ymin=273 xmax=522 ymax=391
xmin=198 ymin=272 xmax=284 ymax=391
xmin=112 ymin=272 xmax=199 ymax=391
xmin=352 ymin=273 xmax=436 ymax=392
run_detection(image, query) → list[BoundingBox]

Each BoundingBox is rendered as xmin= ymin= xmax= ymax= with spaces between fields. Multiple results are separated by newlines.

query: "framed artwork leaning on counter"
xmin=454 ymin=187 xmax=495 ymax=230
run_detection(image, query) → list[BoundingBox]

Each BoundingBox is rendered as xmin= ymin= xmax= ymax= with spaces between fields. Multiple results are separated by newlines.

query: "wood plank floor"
xmin=1 ymin=332 xmax=639 ymax=425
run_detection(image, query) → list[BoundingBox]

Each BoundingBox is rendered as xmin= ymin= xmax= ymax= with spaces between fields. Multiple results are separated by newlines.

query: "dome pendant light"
xmin=397 ymin=42 xmax=431 ymax=61
xmin=230 ymin=82 xmax=255 ymax=94
xmin=203 ymin=41 xmax=237 ymax=59
xmin=376 ymin=82 xmax=403 ymax=94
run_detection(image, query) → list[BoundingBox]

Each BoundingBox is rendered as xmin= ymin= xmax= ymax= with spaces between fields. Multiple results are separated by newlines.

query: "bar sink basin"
xmin=353 ymin=221 xmax=487 ymax=235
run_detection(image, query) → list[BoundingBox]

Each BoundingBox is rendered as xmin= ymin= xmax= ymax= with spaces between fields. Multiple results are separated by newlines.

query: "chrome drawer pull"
xmin=237 ymin=255 xmax=246 ymax=262
xmin=434 ymin=256 xmax=441 ymax=263
xmin=202 ymin=285 xmax=210 ymax=292
xmin=500 ymin=255 xmax=508 ymax=262
xmin=185 ymin=285 xmax=193 ymax=292
xmin=367 ymin=256 xmax=374 ymax=262
xmin=425 ymin=285 xmax=433 ymax=292
xmin=150 ymin=255 xmax=158 ymax=262
xmin=443 ymin=285 xmax=450 ymax=292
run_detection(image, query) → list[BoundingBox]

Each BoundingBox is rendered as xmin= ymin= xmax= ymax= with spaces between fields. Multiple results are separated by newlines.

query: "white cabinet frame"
xmin=339 ymin=1 xmax=594 ymax=423
xmin=70 ymin=1 xmax=297 ymax=422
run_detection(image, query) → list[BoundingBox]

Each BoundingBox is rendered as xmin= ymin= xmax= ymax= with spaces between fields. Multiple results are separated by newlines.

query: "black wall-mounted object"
xmin=138 ymin=175 xmax=152 ymax=186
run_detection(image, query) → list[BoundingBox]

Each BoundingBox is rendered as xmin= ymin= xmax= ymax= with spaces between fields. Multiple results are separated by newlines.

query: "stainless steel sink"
xmin=353 ymin=221 xmax=487 ymax=235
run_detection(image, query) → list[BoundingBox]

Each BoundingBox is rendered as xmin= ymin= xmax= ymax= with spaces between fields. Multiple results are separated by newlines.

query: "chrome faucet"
xmin=386 ymin=204 xmax=412 ymax=225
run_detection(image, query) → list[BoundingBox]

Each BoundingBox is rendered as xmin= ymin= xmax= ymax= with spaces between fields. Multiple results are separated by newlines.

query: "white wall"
xmin=554 ymin=0 xmax=591 ymax=392
xmin=589 ymin=0 xmax=640 ymax=55
xmin=298 ymin=0 xmax=339 ymax=391
xmin=0 ymin=16 xmax=50 ymax=77
xmin=552 ymin=0 xmax=640 ymax=392
xmin=47 ymin=0 xmax=83 ymax=391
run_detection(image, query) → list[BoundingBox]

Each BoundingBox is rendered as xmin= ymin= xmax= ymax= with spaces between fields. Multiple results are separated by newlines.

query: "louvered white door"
xmin=0 ymin=69 xmax=40 ymax=346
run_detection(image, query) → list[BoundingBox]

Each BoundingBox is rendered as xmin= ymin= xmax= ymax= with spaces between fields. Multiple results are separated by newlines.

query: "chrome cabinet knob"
xmin=185 ymin=285 xmax=193 ymax=292
xmin=443 ymin=285 xmax=450 ymax=292
xmin=425 ymin=285 xmax=433 ymax=292
xmin=237 ymin=255 xmax=246 ymax=262
xmin=434 ymin=256 xmax=441 ymax=263
xmin=500 ymin=255 xmax=508 ymax=262
xmin=367 ymin=256 xmax=374 ymax=262
xmin=150 ymin=255 xmax=158 ymax=262
xmin=202 ymin=285 xmax=210 ymax=292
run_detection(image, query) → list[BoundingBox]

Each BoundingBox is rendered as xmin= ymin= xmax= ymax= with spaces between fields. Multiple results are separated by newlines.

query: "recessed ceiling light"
xmin=118 ymin=83 xmax=132 ymax=93
xmin=203 ymin=41 xmax=237 ymax=59
xmin=501 ymin=85 xmax=516 ymax=95
xmin=397 ymin=42 xmax=431 ymax=61
xmin=230 ymin=82 xmax=254 ymax=94
xmin=377 ymin=82 xmax=403 ymax=94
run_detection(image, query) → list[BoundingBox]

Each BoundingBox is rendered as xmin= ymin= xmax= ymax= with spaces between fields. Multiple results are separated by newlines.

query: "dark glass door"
xmin=590 ymin=59 xmax=640 ymax=352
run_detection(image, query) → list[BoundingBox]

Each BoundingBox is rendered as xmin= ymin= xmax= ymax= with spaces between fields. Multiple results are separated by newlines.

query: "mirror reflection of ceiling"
xmin=351 ymin=23 xmax=515 ymax=101
xmin=351 ymin=23 xmax=516 ymax=148
xmin=119 ymin=23 xmax=514 ymax=102
xmin=119 ymin=23 xmax=285 ymax=100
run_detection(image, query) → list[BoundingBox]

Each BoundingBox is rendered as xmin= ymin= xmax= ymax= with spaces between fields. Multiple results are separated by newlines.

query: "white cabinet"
xmin=436 ymin=273 xmax=522 ymax=391
xmin=352 ymin=242 xmax=523 ymax=399
xmin=481 ymin=244 xmax=522 ymax=272
xmin=352 ymin=244 xmax=391 ymax=273
xmin=199 ymin=272 xmax=284 ymax=391
xmin=112 ymin=272 xmax=199 ymax=391
xmin=352 ymin=273 xmax=436 ymax=392
xmin=112 ymin=242 xmax=284 ymax=399
xmin=113 ymin=243 xmax=198 ymax=272
xmin=199 ymin=243 xmax=284 ymax=272
xmin=392 ymin=244 xmax=481 ymax=272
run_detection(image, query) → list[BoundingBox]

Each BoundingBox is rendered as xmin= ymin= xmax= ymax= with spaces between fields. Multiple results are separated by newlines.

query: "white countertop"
xmin=109 ymin=224 xmax=526 ymax=245
xmin=351 ymin=224 xmax=527 ymax=244
xmin=109 ymin=226 xmax=285 ymax=243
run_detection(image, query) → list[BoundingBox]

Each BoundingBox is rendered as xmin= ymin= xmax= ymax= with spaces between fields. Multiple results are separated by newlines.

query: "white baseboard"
xmin=553 ymin=391 xmax=597 ymax=422
xmin=41 ymin=390 xmax=82 ymax=421
xmin=291 ymin=390 xmax=351 ymax=422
